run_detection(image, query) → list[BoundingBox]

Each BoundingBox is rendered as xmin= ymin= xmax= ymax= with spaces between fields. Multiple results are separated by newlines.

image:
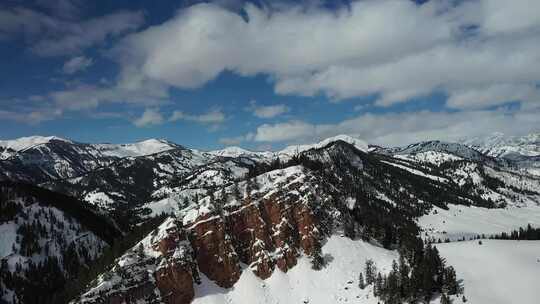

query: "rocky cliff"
xmin=73 ymin=166 xmax=326 ymax=304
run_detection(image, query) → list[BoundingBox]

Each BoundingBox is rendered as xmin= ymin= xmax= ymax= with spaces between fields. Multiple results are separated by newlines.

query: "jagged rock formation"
xmin=73 ymin=166 xmax=327 ymax=304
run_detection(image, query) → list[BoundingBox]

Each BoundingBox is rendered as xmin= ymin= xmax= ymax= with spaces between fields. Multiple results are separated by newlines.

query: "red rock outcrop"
xmin=292 ymin=203 xmax=320 ymax=255
xmin=186 ymin=214 xmax=241 ymax=288
xmin=260 ymin=199 xmax=299 ymax=272
xmin=155 ymin=262 xmax=195 ymax=304
xmin=226 ymin=202 xmax=275 ymax=279
xmin=153 ymin=222 xmax=196 ymax=304
xmin=76 ymin=173 xmax=324 ymax=304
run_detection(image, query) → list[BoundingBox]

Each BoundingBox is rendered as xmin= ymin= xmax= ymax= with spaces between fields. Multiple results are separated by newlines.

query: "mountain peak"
xmin=280 ymin=134 xmax=368 ymax=155
xmin=0 ymin=135 xmax=72 ymax=151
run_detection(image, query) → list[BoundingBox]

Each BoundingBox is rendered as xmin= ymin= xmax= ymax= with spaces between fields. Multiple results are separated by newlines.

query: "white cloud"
xmin=62 ymin=56 xmax=93 ymax=74
xmin=250 ymin=108 xmax=540 ymax=147
xmin=133 ymin=108 xmax=164 ymax=127
xmin=218 ymin=133 xmax=254 ymax=146
xmin=55 ymin=0 xmax=536 ymax=121
xmin=0 ymin=7 xmax=144 ymax=56
xmin=0 ymin=107 xmax=62 ymax=124
xmin=112 ymin=0 xmax=540 ymax=110
xmin=170 ymin=109 xmax=226 ymax=124
xmin=247 ymin=101 xmax=289 ymax=118
xmin=49 ymin=82 xmax=169 ymax=111
xmin=254 ymin=120 xmax=315 ymax=142
xmin=447 ymin=84 xmax=540 ymax=110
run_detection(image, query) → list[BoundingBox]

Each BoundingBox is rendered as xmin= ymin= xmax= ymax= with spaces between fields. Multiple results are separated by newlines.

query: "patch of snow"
xmin=436 ymin=240 xmax=540 ymax=304
xmin=192 ymin=235 xmax=397 ymax=304
xmin=381 ymin=160 xmax=448 ymax=183
xmin=419 ymin=204 xmax=540 ymax=241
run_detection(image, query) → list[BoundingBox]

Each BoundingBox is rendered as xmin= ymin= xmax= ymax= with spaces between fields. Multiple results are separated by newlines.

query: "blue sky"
xmin=0 ymin=0 xmax=539 ymax=150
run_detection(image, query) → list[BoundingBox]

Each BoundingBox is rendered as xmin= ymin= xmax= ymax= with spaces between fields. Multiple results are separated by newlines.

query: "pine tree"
xmin=374 ymin=272 xmax=383 ymax=297
xmin=358 ymin=272 xmax=365 ymax=289
xmin=398 ymin=254 xmax=410 ymax=298
xmin=440 ymin=293 xmax=451 ymax=304
xmin=311 ymin=244 xmax=325 ymax=270
xmin=365 ymin=259 xmax=377 ymax=285
xmin=443 ymin=266 xmax=458 ymax=295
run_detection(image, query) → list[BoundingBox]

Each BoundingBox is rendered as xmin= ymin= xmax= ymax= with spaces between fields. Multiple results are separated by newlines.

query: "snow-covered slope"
xmin=0 ymin=136 xmax=73 ymax=160
xmin=192 ymin=235 xmax=397 ymax=304
xmin=436 ymin=240 xmax=540 ymax=304
xmin=419 ymin=204 xmax=540 ymax=241
xmin=0 ymin=136 xmax=72 ymax=152
xmin=208 ymin=146 xmax=274 ymax=159
xmin=0 ymin=182 xmax=120 ymax=303
xmin=92 ymin=138 xmax=179 ymax=158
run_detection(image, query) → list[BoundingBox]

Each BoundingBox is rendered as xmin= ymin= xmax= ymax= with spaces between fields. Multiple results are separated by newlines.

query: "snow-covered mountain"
xmin=1 ymin=133 xmax=540 ymax=304
xmin=0 ymin=137 xmax=182 ymax=184
xmin=462 ymin=132 xmax=540 ymax=159
xmin=461 ymin=132 xmax=540 ymax=176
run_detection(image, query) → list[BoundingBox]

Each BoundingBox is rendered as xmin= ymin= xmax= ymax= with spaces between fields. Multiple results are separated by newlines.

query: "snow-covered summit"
xmin=279 ymin=134 xmax=368 ymax=156
xmin=94 ymin=138 xmax=180 ymax=157
xmin=208 ymin=146 xmax=274 ymax=158
xmin=0 ymin=135 xmax=72 ymax=152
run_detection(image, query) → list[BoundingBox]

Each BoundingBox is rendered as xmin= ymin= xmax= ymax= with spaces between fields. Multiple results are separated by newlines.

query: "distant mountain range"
xmin=1 ymin=132 xmax=539 ymax=304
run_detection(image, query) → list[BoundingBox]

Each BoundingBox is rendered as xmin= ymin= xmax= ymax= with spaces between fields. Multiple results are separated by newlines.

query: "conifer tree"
xmin=374 ymin=272 xmax=384 ymax=297
xmin=311 ymin=245 xmax=325 ymax=270
xmin=440 ymin=293 xmax=451 ymax=304
xmin=358 ymin=272 xmax=365 ymax=289
xmin=365 ymin=259 xmax=377 ymax=285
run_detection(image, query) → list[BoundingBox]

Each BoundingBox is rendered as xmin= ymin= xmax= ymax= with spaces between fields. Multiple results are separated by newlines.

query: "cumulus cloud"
xmin=133 ymin=108 xmax=164 ymax=127
xmin=250 ymin=108 xmax=540 ymax=147
xmin=0 ymin=7 xmax=144 ymax=56
xmin=113 ymin=0 xmax=540 ymax=110
xmin=170 ymin=109 xmax=226 ymax=124
xmin=246 ymin=100 xmax=289 ymax=118
xmin=62 ymin=56 xmax=93 ymax=74
xmin=0 ymin=107 xmax=62 ymax=124
xmin=49 ymin=81 xmax=169 ymax=111
xmin=447 ymin=84 xmax=540 ymax=110
xmin=218 ymin=133 xmax=254 ymax=146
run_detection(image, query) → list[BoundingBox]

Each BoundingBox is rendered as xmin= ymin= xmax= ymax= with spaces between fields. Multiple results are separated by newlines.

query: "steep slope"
xmin=0 ymin=182 xmax=121 ymax=304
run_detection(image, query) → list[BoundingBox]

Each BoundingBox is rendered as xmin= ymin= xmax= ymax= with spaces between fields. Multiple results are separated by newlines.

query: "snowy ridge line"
xmin=380 ymin=160 xmax=448 ymax=183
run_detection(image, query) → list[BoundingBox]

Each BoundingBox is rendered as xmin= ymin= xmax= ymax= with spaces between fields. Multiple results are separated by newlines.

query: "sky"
xmin=0 ymin=0 xmax=539 ymax=151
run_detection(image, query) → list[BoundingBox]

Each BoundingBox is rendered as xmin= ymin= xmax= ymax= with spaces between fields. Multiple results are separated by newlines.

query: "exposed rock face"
xmin=227 ymin=202 xmax=274 ymax=278
xmin=73 ymin=218 xmax=196 ymax=304
xmin=153 ymin=221 xmax=195 ymax=304
xmin=155 ymin=263 xmax=194 ymax=304
xmin=293 ymin=203 xmax=320 ymax=256
xmin=186 ymin=214 xmax=241 ymax=288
